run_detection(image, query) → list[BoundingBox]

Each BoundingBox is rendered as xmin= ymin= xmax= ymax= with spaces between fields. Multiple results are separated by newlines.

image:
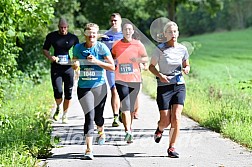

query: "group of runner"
xmin=42 ymin=13 xmax=190 ymax=160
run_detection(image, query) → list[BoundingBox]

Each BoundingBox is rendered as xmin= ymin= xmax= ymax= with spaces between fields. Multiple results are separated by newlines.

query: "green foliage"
xmin=177 ymin=0 xmax=252 ymax=35
xmin=17 ymin=36 xmax=51 ymax=84
xmin=0 ymin=145 xmax=37 ymax=167
xmin=0 ymin=0 xmax=56 ymax=71
xmin=185 ymin=82 xmax=252 ymax=149
xmin=0 ymin=77 xmax=56 ymax=166
xmin=50 ymin=0 xmax=81 ymax=32
xmin=224 ymin=0 xmax=252 ymax=28
xmin=0 ymin=114 xmax=13 ymax=129
xmin=177 ymin=4 xmax=216 ymax=35
xmin=0 ymin=0 xmax=57 ymax=105
xmin=239 ymin=80 xmax=252 ymax=91
xmin=144 ymin=0 xmax=222 ymax=21
xmin=77 ymin=0 xmax=152 ymax=31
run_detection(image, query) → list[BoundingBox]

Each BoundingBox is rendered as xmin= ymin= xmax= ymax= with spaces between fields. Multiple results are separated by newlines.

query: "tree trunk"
xmin=167 ymin=0 xmax=176 ymax=21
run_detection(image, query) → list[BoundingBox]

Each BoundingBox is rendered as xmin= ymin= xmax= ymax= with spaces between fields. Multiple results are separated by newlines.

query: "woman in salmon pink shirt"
xmin=112 ymin=23 xmax=148 ymax=143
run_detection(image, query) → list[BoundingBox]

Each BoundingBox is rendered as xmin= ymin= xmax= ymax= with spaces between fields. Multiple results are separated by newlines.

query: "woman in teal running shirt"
xmin=72 ymin=23 xmax=115 ymax=160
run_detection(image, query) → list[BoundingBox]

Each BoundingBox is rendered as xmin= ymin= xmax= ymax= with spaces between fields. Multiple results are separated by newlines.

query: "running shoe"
xmin=82 ymin=149 xmax=94 ymax=160
xmin=97 ymin=131 xmax=106 ymax=145
xmin=154 ymin=127 xmax=163 ymax=143
xmin=167 ymin=147 xmax=179 ymax=158
xmin=112 ymin=116 xmax=120 ymax=127
xmin=62 ymin=115 xmax=68 ymax=124
xmin=124 ymin=131 xmax=133 ymax=144
xmin=52 ymin=107 xmax=60 ymax=121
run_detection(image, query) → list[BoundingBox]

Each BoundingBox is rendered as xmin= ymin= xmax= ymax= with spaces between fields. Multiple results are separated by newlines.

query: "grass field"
xmin=185 ymin=28 xmax=252 ymax=86
xmin=142 ymin=28 xmax=252 ymax=149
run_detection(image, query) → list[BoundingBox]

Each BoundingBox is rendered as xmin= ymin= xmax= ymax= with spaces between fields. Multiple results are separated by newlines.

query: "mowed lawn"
xmin=183 ymin=28 xmax=252 ymax=87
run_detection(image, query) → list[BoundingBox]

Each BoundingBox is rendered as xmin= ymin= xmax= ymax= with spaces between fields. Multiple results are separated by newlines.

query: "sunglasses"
xmin=110 ymin=20 xmax=118 ymax=22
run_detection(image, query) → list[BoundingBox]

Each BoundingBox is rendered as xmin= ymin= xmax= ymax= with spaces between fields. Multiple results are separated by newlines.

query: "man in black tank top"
xmin=43 ymin=18 xmax=79 ymax=123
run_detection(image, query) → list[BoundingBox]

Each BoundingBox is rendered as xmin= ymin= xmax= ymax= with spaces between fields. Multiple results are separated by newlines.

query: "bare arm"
xmin=43 ymin=49 xmax=58 ymax=62
xmin=87 ymin=55 xmax=115 ymax=71
xmin=130 ymin=42 xmax=148 ymax=64
xmin=182 ymin=59 xmax=190 ymax=74
xmin=131 ymin=54 xmax=148 ymax=64
xmin=149 ymin=58 xmax=169 ymax=83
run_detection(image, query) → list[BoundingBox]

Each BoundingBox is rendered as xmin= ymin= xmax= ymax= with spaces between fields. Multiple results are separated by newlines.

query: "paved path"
xmin=42 ymin=84 xmax=252 ymax=167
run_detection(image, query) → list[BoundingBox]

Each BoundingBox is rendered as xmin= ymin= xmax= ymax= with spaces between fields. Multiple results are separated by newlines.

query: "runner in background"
xmin=43 ymin=18 xmax=79 ymax=124
xmin=101 ymin=13 xmax=123 ymax=127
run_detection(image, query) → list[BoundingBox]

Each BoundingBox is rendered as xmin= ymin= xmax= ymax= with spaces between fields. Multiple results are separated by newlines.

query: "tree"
xmin=77 ymin=0 xmax=151 ymax=30
xmin=0 ymin=0 xmax=56 ymax=103
xmin=52 ymin=0 xmax=232 ymax=41
xmin=51 ymin=0 xmax=81 ymax=31
xmin=177 ymin=4 xmax=216 ymax=35
xmin=225 ymin=0 xmax=252 ymax=28
xmin=146 ymin=0 xmax=223 ymax=22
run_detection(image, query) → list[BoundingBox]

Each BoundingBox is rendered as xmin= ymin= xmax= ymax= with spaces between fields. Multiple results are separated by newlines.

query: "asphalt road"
xmin=40 ymin=83 xmax=252 ymax=167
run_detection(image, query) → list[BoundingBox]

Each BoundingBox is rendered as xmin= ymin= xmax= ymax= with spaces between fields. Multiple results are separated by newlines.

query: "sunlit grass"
xmin=0 ymin=76 xmax=55 ymax=166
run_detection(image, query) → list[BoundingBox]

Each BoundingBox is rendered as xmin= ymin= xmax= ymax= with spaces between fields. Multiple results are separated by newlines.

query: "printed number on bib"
xmin=119 ymin=63 xmax=133 ymax=74
xmin=81 ymin=68 xmax=98 ymax=80
xmin=57 ymin=55 xmax=69 ymax=64
xmin=83 ymin=71 xmax=96 ymax=77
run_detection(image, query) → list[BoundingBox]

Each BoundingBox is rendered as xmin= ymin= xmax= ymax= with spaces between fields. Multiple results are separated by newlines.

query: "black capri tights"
xmin=77 ymin=84 xmax=107 ymax=137
xmin=51 ymin=66 xmax=74 ymax=100
xmin=115 ymin=81 xmax=141 ymax=112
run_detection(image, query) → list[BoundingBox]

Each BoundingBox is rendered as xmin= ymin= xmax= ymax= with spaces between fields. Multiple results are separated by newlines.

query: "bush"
xmin=0 ymin=76 xmax=56 ymax=166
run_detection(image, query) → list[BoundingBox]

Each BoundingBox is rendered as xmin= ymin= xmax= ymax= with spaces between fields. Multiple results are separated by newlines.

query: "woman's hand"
xmin=87 ymin=55 xmax=97 ymax=64
xmin=140 ymin=63 xmax=148 ymax=71
xmin=159 ymin=73 xmax=170 ymax=83
xmin=183 ymin=66 xmax=190 ymax=74
xmin=49 ymin=56 xmax=58 ymax=63
xmin=72 ymin=60 xmax=80 ymax=70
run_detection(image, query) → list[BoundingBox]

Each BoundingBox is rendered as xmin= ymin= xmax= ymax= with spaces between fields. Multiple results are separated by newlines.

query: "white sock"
xmin=126 ymin=131 xmax=132 ymax=134
xmin=62 ymin=112 xmax=67 ymax=117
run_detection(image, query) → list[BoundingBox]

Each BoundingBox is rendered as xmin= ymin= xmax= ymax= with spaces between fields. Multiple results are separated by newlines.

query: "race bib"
xmin=176 ymin=74 xmax=185 ymax=84
xmin=119 ymin=63 xmax=133 ymax=74
xmin=57 ymin=55 xmax=69 ymax=64
xmin=81 ymin=68 xmax=98 ymax=80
